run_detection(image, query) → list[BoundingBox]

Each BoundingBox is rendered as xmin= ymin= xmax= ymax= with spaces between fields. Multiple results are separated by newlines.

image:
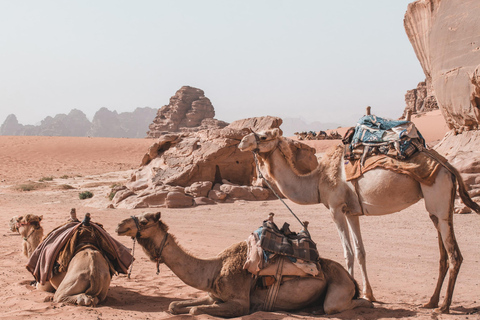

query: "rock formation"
xmin=402 ymin=81 xmax=438 ymax=118
xmin=0 ymin=107 xmax=157 ymax=138
xmin=404 ymin=0 xmax=480 ymax=212
xmin=112 ymin=116 xmax=319 ymax=209
xmin=146 ymin=86 xmax=228 ymax=138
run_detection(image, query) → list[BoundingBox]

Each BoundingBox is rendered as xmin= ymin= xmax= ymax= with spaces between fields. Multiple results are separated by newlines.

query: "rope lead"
xmin=252 ymin=151 xmax=310 ymax=238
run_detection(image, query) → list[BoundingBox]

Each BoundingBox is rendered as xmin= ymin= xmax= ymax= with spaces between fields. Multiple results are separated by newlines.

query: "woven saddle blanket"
xmin=344 ymin=148 xmax=446 ymax=186
xmin=26 ymin=221 xmax=133 ymax=284
xmin=243 ymin=218 xmax=320 ymax=277
xmin=344 ymin=115 xmax=426 ymax=161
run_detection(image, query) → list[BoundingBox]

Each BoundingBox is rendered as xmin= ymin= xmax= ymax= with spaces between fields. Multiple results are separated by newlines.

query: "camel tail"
xmin=420 ymin=148 xmax=480 ymax=214
xmin=444 ymin=161 xmax=480 ymax=214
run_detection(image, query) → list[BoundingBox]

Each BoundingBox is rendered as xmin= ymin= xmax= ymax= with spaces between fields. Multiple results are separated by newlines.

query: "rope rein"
xmin=252 ymin=150 xmax=310 ymax=238
xmin=127 ymin=215 xmax=169 ymax=278
xmin=127 ymin=237 xmax=136 ymax=279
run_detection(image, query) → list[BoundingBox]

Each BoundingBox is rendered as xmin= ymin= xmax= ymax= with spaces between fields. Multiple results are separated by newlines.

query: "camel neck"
xmin=261 ymin=148 xmax=320 ymax=205
xmin=139 ymin=232 xmax=221 ymax=292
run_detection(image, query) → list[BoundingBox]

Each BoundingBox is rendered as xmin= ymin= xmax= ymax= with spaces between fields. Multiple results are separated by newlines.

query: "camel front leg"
xmin=346 ymin=215 xmax=375 ymax=301
xmin=330 ymin=208 xmax=355 ymax=278
xmin=188 ymin=299 xmax=250 ymax=318
xmin=168 ymin=295 xmax=215 ymax=314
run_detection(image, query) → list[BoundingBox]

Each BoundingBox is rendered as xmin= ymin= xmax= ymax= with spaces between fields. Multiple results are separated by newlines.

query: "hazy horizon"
xmin=0 ymin=1 xmax=424 ymax=128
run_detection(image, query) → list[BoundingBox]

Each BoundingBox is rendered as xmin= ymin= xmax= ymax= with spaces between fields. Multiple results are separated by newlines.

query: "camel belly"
xmin=250 ymin=277 xmax=326 ymax=311
xmin=353 ymin=169 xmax=423 ymax=216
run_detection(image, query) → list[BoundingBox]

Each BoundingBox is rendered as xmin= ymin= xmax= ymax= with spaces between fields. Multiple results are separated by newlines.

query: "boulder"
xmin=185 ymin=181 xmax=213 ymax=197
xmin=166 ymin=192 xmax=194 ymax=208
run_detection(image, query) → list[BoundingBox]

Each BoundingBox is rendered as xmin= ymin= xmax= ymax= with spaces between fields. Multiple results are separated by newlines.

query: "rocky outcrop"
xmin=0 ymin=114 xmax=24 ymax=136
xmin=0 ymin=107 xmax=157 ymax=138
xmin=112 ymin=116 xmax=319 ymax=209
xmin=405 ymin=0 xmax=480 ymax=212
xmin=404 ymin=0 xmax=480 ymax=132
xmin=146 ymin=86 xmax=228 ymax=138
xmin=402 ymin=81 xmax=438 ymax=118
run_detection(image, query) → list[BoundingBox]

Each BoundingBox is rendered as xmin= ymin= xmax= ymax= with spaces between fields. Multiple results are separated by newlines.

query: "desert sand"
xmin=1 ymin=112 xmax=479 ymax=320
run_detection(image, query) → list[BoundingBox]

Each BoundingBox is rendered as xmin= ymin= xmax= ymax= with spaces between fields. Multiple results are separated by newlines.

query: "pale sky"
xmin=0 ymin=0 xmax=424 ymax=128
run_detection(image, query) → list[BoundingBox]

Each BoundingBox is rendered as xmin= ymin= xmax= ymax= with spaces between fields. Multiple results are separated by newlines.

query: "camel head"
xmin=116 ymin=212 xmax=165 ymax=239
xmin=238 ymin=128 xmax=282 ymax=153
xmin=9 ymin=216 xmax=23 ymax=233
xmin=17 ymin=214 xmax=43 ymax=234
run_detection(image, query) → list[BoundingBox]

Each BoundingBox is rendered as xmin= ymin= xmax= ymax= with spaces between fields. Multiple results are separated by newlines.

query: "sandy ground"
xmin=1 ymin=113 xmax=479 ymax=320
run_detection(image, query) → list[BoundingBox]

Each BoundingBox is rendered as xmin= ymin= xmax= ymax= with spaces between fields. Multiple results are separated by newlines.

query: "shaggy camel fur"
xmin=116 ymin=212 xmax=373 ymax=317
xmin=25 ymin=214 xmax=111 ymax=306
xmin=238 ymin=128 xmax=480 ymax=314
xmin=17 ymin=214 xmax=44 ymax=258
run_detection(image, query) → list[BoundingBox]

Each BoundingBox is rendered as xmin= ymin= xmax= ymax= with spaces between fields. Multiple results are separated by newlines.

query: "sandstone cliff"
xmin=404 ymin=0 xmax=480 ymax=132
xmin=405 ymin=0 xmax=480 ymax=212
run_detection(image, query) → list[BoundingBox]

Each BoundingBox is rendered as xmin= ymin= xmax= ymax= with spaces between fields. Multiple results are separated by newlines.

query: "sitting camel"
xmin=25 ymin=212 xmax=122 ymax=306
xmin=116 ymin=212 xmax=373 ymax=317
xmin=16 ymin=214 xmax=44 ymax=258
xmin=238 ymin=128 xmax=480 ymax=314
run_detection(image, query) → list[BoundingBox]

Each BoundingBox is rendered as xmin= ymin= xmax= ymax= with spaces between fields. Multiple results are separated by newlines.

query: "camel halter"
xmin=252 ymin=149 xmax=310 ymax=238
xmin=128 ymin=216 xmax=169 ymax=278
xmin=17 ymin=222 xmax=39 ymax=241
xmin=23 ymin=227 xmax=39 ymax=241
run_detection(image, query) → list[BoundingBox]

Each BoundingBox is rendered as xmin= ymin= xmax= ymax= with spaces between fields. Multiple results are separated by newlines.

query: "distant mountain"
xmin=0 ymin=107 xmax=158 ymax=138
xmin=280 ymin=118 xmax=343 ymax=137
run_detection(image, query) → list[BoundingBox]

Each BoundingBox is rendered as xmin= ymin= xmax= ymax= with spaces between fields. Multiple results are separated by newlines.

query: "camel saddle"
xmin=343 ymin=115 xmax=425 ymax=163
xmin=244 ymin=214 xmax=322 ymax=280
xmin=27 ymin=220 xmax=133 ymax=284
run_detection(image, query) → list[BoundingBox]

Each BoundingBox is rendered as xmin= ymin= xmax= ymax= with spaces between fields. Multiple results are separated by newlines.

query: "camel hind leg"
xmin=53 ymin=249 xmax=111 ymax=306
xmin=421 ymin=168 xmax=463 ymax=314
xmin=322 ymin=258 xmax=373 ymax=315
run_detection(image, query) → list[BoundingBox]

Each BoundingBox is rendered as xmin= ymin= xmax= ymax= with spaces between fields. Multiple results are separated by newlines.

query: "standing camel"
xmin=238 ymin=128 xmax=480 ymax=314
xmin=116 ymin=212 xmax=373 ymax=317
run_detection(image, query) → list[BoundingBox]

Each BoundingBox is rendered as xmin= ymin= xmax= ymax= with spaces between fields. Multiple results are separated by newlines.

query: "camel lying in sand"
xmin=16 ymin=214 xmax=44 ymax=258
xmin=24 ymin=212 xmax=112 ymax=306
xmin=238 ymin=128 xmax=480 ymax=313
xmin=116 ymin=212 xmax=373 ymax=317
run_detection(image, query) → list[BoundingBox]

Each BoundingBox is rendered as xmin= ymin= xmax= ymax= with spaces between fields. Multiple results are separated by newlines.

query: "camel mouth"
xmin=115 ymin=227 xmax=130 ymax=236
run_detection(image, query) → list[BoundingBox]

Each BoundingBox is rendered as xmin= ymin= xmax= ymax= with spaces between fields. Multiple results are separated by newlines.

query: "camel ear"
xmin=39 ymin=215 xmax=43 ymax=221
xmin=16 ymin=216 xmax=23 ymax=222
xmin=153 ymin=212 xmax=161 ymax=222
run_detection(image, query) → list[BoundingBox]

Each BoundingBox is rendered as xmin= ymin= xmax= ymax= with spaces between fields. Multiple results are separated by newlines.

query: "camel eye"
xmin=140 ymin=220 xmax=148 ymax=225
xmin=260 ymin=136 xmax=267 ymax=141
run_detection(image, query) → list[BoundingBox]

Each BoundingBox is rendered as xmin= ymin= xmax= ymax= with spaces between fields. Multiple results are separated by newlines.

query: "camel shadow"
xmin=451 ymin=305 xmax=480 ymax=316
xmin=103 ymin=285 xmax=176 ymax=312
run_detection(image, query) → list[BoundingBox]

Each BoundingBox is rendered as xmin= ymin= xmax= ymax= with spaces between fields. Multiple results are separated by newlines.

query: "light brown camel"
xmin=17 ymin=214 xmax=44 ymax=258
xmin=238 ymin=128 xmax=480 ymax=314
xmin=25 ymin=213 xmax=112 ymax=306
xmin=116 ymin=212 xmax=373 ymax=317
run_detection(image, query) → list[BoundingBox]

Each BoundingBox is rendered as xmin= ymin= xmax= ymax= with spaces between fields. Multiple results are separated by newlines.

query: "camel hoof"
xmin=76 ymin=294 xmax=98 ymax=307
xmin=434 ymin=305 xmax=450 ymax=314
xmin=422 ymin=301 xmax=439 ymax=309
